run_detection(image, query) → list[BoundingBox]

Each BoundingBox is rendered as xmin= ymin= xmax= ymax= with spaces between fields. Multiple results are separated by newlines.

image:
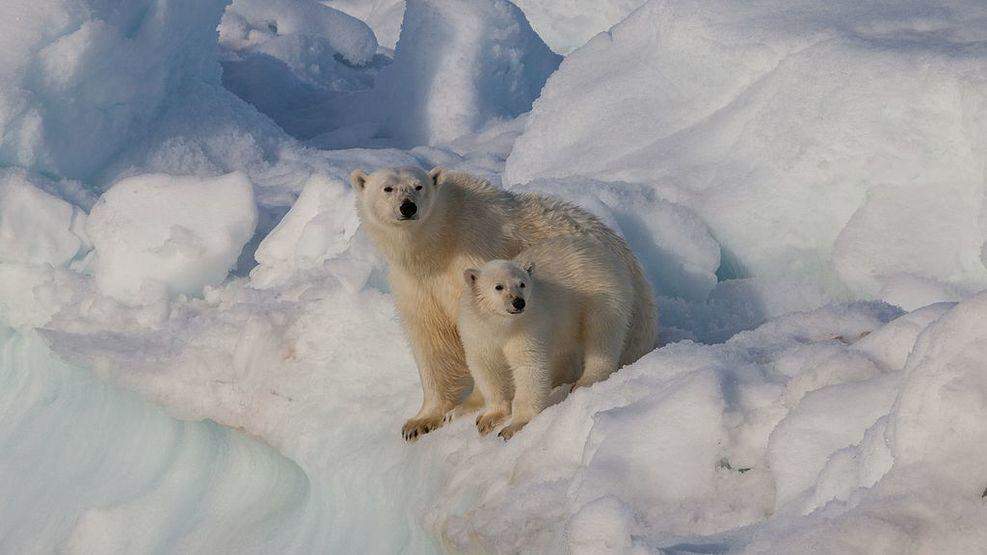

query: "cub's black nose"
xmin=400 ymin=200 xmax=417 ymax=218
xmin=511 ymin=298 xmax=525 ymax=311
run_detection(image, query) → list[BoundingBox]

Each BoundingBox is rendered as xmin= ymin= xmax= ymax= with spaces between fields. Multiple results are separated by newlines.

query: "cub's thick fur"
xmin=350 ymin=166 xmax=656 ymax=441
xmin=459 ymin=238 xmax=645 ymax=439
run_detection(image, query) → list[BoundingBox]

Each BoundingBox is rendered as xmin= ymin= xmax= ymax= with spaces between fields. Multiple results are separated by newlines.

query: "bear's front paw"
xmin=498 ymin=420 xmax=528 ymax=441
xmin=475 ymin=409 xmax=508 ymax=436
xmin=402 ymin=414 xmax=445 ymax=442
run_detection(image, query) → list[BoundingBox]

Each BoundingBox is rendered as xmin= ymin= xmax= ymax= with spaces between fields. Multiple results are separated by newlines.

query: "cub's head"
xmin=350 ymin=166 xmax=444 ymax=228
xmin=464 ymin=260 xmax=534 ymax=317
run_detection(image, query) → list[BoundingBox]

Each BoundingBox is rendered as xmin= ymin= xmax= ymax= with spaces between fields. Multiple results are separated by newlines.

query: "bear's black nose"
xmin=511 ymin=298 xmax=525 ymax=312
xmin=400 ymin=200 xmax=417 ymax=218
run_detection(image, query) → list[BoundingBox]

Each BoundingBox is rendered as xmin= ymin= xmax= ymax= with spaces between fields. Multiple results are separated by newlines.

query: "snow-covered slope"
xmin=506 ymin=0 xmax=987 ymax=310
xmin=1 ymin=0 xmax=987 ymax=552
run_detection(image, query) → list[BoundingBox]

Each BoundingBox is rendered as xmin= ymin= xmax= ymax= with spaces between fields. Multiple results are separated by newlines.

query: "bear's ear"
xmin=524 ymin=263 xmax=535 ymax=276
xmin=428 ymin=167 xmax=445 ymax=187
xmin=350 ymin=169 xmax=368 ymax=191
xmin=463 ymin=268 xmax=479 ymax=287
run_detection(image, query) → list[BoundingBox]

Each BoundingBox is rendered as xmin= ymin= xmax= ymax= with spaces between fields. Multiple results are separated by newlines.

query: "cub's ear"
xmin=463 ymin=268 xmax=480 ymax=287
xmin=428 ymin=167 xmax=445 ymax=187
xmin=350 ymin=169 xmax=368 ymax=191
xmin=524 ymin=263 xmax=535 ymax=276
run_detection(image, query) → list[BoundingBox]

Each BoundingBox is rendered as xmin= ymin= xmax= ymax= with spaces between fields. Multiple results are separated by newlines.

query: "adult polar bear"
xmin=350 ymin=167 xmax=656 ymax=441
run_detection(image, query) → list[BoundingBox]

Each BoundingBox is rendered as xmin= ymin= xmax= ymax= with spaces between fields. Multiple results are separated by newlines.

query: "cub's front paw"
xmin=498 ymin=420 xmax=528 ymax=441
xmin=402 ymin=414 xmax=445 ymax=442
xmin=475 ymin=409 xmax=508 ymax=436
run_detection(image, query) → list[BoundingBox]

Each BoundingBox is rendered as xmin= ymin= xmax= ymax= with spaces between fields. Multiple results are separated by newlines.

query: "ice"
xmin=86 ymin=173 xmax=257 ymax=305
xmin=377 ymin=0 xmax=561 ymax=147
xmin=505 ymin=0 xmax=987 ymax=309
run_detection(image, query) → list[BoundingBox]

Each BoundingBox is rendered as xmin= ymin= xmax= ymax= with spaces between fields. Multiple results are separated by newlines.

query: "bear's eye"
xmin=519 ymin=282 xmax=525 ymax=288
xmin=495 ymin=284 xmax=503 ymax=291
xmin=415 ymin=185 xmax=423 ymax=191
xmin=383 ymin=186 xmax=393 ymax=192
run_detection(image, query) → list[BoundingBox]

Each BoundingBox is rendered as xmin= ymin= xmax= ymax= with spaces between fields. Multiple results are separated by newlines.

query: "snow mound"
xmin=250 ymin=175 xmax=362 ymax=288
xmin=505 ymin=0 xmax=987 ymax=308
xmin=86 ymin=173 xmax=257 ymax=305
xmin=378 ymin=0 xmax=561 ymax=147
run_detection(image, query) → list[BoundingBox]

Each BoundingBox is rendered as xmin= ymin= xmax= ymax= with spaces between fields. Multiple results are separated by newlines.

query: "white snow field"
xmin=1 ymin=0 xmax=987 ymax=553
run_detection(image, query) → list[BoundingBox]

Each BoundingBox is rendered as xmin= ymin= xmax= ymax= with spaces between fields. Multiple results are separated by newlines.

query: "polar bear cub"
xmin=458 ymin=237 xmax=639 ymax=439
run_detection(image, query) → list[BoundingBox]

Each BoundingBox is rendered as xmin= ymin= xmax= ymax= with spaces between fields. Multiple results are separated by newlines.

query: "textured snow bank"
xmin=86 ymin=173 xmax=257 ymax=305
xmin=747 ymin=294 xmax=987 ymax=553
xmin=505 ymin=0 xmax=987 ymax=309
xmin=378 ymin=0 xmax=561 ymax=147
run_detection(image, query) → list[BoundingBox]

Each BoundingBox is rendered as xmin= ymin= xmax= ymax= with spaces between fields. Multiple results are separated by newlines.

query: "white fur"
xmin=459 ymin=238 xmax=644 ymax=439
xmin=351 ymin=167 xmax=657 ymax=441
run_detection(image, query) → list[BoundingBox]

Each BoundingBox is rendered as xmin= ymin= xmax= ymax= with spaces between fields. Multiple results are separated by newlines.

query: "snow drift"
xmin=505 ymin=0 xmax=987 ymax=310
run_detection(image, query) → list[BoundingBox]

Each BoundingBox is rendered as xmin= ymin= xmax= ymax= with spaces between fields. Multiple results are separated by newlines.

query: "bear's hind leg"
xmin=573 ymin=304 xmax=629 ymax=389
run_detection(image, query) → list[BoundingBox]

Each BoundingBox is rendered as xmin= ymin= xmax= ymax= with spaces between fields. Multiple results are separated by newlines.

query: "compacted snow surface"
xmin=1 ymin=0 xmax=987 ymax=553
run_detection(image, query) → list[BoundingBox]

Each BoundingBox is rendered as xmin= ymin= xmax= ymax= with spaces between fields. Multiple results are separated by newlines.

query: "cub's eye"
xmin=415 ymin=185 xmax=423 ymax=191
xmin=495 ymin=285 xmax=503 ymax=291
xmin=383 ymin=187 xmax=393 ymax=192
xmin=519 ymin=282 xmax=525 ymax=288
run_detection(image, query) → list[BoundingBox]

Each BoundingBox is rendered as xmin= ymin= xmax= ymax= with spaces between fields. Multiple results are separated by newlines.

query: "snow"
xmin=86 ymin=173 xmax=257 ymax=305
xmin=378 ymin=0 xmax=561 ymax=147
xmin=218 ymin=0 xmax=383 ymax=140
xmin=0 ymin=169 xmax=88 ymax=267
xmin=512 ymin=0 xmax=647 ymax=54
xmin=1 ymin=0 xmax=987 ymax=552
xmin=0 ymin=0 xmax=234 ymax=183
xmin=321 ymin=0 xmax=405 ymax=51
xmin=505 ymin=0 xmax=987 ymax=310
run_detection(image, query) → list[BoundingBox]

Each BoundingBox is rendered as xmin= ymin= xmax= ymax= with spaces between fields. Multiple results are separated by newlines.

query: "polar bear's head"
xmin=350 ymin=166 xmax=442 ymax=228
xmin=464 ymin=260 xmax=534 ymax=317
